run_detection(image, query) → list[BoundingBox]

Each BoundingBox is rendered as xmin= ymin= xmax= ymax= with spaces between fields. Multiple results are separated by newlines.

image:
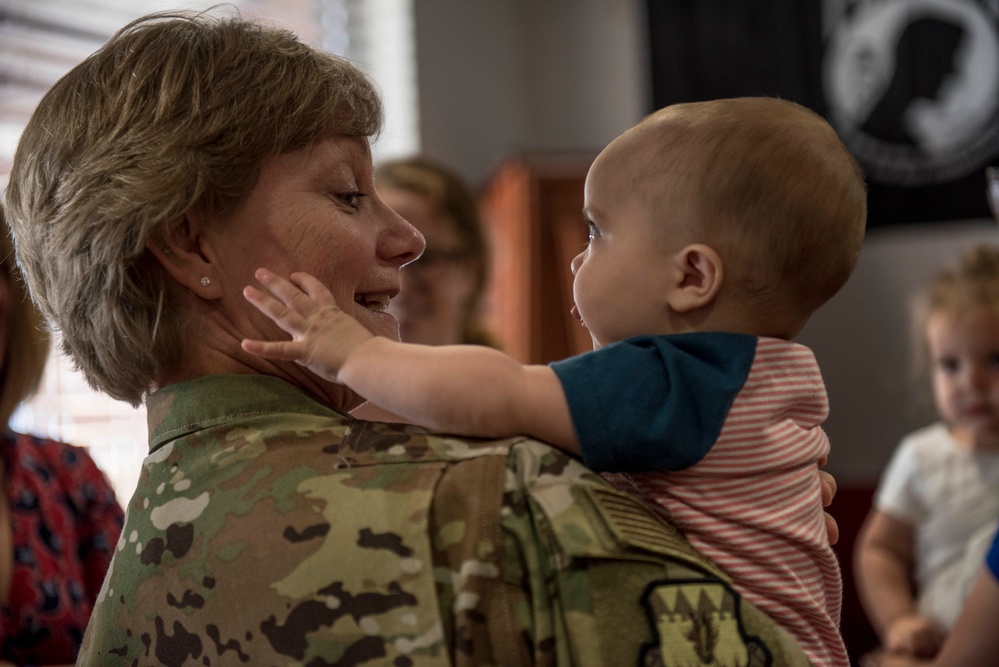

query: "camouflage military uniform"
xmin=79 ymin=374 xmax=813 ymax=666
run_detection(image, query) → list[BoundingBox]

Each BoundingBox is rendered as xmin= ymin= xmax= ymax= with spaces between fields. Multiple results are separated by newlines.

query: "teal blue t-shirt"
xmin=549 ymin=333 xmax=758 ymax=473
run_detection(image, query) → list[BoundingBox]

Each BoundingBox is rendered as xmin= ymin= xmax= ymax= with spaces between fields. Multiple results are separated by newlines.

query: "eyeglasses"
xmin=409 ymin=247 xmax=470 ymax=271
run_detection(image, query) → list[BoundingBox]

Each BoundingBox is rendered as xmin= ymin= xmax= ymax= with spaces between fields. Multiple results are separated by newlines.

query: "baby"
xmin=856 ymin=245 xmax=999 ymax=661
xmin=243 ymin=97 xmax=867 ymax=667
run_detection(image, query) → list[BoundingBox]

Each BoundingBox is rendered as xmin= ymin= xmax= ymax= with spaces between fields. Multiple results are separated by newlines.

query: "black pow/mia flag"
xmin=647 ymin=0 xmax=999 ymax=226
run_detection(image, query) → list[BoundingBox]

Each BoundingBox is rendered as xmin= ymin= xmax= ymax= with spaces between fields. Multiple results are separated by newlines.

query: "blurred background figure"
xmin=376 ymin=157 xmax=500 ymax=348
xmin=854 ymin=244 xmax=999 ymax=662
xmin=0 ymin=206 xmax=123 ymax=666
xmin=857 ymin=169 xmax=999 ymax=667
xmin=864 ymin=505 xmax=999 ymax=667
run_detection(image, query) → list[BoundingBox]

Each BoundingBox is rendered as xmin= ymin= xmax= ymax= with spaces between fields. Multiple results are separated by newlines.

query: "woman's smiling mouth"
xmin=355 ymin=292 xmax=392 ymax=312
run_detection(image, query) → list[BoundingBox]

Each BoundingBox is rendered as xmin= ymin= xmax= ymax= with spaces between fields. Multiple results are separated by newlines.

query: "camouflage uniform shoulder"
xmin=501 ymin=438 xmax=815 ymax=667
xmin=83 ymin=375 xmax=538 ymax=666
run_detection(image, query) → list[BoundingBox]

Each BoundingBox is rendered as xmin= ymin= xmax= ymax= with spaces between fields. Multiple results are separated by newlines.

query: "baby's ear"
xmin=666 ymin=244 xmax=723 ymax=313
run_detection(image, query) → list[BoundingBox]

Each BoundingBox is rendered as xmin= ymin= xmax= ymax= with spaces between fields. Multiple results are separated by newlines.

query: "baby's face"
xmin=927 ymin=307 xmax=999 ymax=451
xmin=570 ymin=138 xmax=686 ymax=349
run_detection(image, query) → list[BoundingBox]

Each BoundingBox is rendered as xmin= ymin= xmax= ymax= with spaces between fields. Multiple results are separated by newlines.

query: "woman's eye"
xmin=336 ymin=192 xmax=366 ymax=210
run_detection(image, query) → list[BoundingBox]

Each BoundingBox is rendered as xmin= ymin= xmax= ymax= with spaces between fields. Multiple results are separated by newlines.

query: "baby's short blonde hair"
xmin=629 ymin=97 xmax=867 ymax=321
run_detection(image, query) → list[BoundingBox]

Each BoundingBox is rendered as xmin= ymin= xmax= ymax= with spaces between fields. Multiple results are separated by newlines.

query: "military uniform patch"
xmin=640 ymin=578 xmax=772 ymax=667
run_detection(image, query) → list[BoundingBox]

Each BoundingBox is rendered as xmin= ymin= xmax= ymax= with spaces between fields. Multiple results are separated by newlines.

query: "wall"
xmin=411 ymin=0 xmax=648 ymax=187
xmin=410 ymin=0 xmax=999 ymax=484
xmin=799 ymin=219 xmax=999 ymax=482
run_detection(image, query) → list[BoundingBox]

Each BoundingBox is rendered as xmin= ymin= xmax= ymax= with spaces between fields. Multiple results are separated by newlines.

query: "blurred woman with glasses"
xmin=376 ymin=158 xmax=500 ymax=348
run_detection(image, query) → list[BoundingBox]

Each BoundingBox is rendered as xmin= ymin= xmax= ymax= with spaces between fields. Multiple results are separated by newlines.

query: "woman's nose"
xmin=382 ymin=208 xmax=426 ymax=267
xmin=570 ymin=250 xmax=585 ymax=276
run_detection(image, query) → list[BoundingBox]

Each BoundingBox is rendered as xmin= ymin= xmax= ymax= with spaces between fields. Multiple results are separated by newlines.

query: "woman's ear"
xmin=146 ymin=210 xmax=222 ymax=299
xmin=666 ymin=243 xmax=723 ymax=313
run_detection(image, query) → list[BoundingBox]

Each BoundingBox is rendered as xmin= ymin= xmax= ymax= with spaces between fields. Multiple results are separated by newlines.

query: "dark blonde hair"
xmin=375 ymin=157 xmax=499 ymax=348
xmin=911 ymin=245 xmax=999 ymax=397
xmin=921 ymin=245 xmax=999 ymax=318
xmin=5 ymin=9 xmax=382 ymax=405
xmin=632 ymin=97 xmax=868 ymax=322
xmin=0 ymin=204 xmax=49 ymax=427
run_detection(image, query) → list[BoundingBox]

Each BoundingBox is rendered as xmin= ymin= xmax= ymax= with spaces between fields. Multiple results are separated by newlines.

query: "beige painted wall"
xmin=412 ymin=0 xmax=649 ymax=187
xmin=799 ymin=219 xmax=999 ymax=482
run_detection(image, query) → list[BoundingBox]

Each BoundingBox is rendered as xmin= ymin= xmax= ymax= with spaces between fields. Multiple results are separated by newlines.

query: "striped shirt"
xmin=552 ymin=334 xmax=848 ymax=667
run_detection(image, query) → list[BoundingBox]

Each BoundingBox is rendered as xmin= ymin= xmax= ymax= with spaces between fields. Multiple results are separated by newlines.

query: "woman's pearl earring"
xmin=200 ymin=277 xmax=211 ymax=287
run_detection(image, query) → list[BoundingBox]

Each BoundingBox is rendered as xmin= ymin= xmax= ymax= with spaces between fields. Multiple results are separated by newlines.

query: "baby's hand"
xmin=241 ymin=268 xmax=373 ymax=381
xmin=818 ymin=456 xmax=838 ymax=545
xmin=884 ymin=613 xmax=944 ymax=659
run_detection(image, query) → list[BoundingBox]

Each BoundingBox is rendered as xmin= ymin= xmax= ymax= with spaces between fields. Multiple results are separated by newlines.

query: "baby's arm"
xmin=855 ymin=509 xmax=945 ymax=658
xmin=242 ymin=269 xmax=580 ymax=454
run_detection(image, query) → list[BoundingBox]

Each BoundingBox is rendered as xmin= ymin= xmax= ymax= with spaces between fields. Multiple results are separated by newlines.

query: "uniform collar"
xmin=146 ymin=374 xmax=347 ymax=454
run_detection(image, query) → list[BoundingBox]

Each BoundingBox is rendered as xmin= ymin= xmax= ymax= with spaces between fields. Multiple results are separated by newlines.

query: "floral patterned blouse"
xmin=0 ymin=431 xmax=124 ymax=665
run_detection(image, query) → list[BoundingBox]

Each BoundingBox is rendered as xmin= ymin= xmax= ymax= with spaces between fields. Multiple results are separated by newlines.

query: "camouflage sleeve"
xmin=75 ymin=397 xmax=812 ymax=666
xmin=502 ymin=439 xmax=815 ymax=667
